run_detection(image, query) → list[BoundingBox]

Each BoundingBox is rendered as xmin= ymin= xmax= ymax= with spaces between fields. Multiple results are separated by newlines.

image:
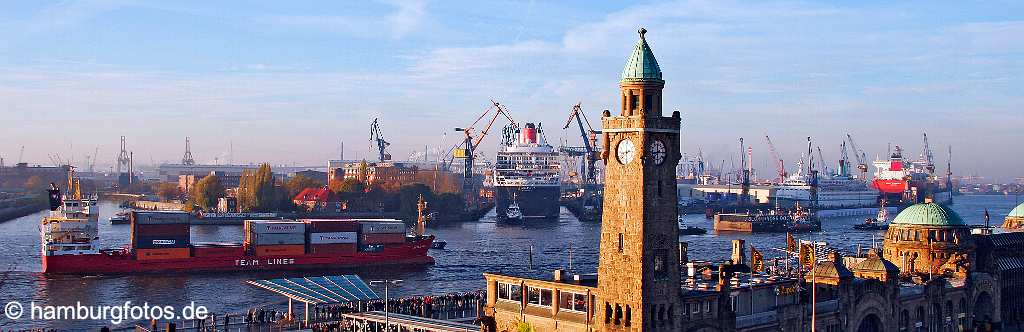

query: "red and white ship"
xmin=41 ymin=170 xmax=434 ymax=275
xmin=871 ymin=134 xmax=951 ymax=205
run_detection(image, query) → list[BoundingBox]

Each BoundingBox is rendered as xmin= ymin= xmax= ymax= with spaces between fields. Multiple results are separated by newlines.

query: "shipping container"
xmin=136 ymin=247 xmax=190 ymax=260
xmin=245 ymin=220 xmax=305 ymax=234
xmin=359 ymin=233 xmax=406 ymax=245
xmin=307 ymin=243 xmax=358 ymax=254
xmin=303 ymin=219 xmax=360 ymax=232
xmin=309 ymin=232 xmax=358 ymax=244
xmin=359 ymin=222 xmax=406 ymax=234
xmin=133 ymin=236 xmax=190 ymax=249
xmin=132 ymin=223 xmax=190 ymax=237
xmin=253 ymin=244 xmax=305 ymax=256
xmin=246 ymin=232 xmax=305 ymax=245
xmin=191 ymin=245 xmax=244 ymax=257
xmin=131 ymin=211 xmax=190 ymax=225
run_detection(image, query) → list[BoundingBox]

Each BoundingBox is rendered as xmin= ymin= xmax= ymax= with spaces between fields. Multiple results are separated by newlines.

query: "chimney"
xmin=731 ymin=239 xmax=746 ymax=266
xmin=553 ymin=269 xmax=565 ymax=282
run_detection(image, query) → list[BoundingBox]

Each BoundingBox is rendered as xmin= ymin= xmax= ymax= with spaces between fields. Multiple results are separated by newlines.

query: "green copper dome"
xmin=891 ymin=202 xmax=966 ymax=226
xmin=621 ymin=28 xmax=663 ymax=82
xmin=1009 ymin=202 xmax=1024 ymax=218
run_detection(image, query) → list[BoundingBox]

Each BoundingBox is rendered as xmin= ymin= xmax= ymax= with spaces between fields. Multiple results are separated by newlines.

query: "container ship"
xmin=492 ymin=123 xmax=561 ymax=221
xmin=871 ymin=135 xmax=952 ymax=206
xmin=41 ymin=173 xmax=433 ymax=275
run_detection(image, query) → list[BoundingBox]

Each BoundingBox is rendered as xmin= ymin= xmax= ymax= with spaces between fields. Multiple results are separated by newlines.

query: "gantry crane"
xmin=562 ymin=103 xmax=602 ymax=185
xmin=369 ymin=118 xmax=391 ymax=162
xmin=765 ymin=135 xmax=786 ymax=183
xmin=453 ymin=100 xmax=516 ymax=200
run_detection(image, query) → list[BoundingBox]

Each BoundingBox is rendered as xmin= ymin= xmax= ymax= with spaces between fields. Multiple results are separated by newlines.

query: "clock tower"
xmin=596 ymin=28 xmax=682 ymax=331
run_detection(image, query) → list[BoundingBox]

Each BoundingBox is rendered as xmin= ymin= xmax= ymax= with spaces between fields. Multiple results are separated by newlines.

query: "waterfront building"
xmin=327 ymin=160 xmax=460 ymax=193
xmin=477 ymin=27 xmax=1014 ymax=332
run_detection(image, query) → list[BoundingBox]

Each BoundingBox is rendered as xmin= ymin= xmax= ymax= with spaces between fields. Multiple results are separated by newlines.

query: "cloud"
xmin=263 ymin=0 xmax=427 ymax=39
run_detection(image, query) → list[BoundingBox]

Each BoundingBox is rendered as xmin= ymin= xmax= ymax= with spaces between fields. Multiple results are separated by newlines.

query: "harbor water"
xmin=0 ymin=195 xmax=1019 ymax=330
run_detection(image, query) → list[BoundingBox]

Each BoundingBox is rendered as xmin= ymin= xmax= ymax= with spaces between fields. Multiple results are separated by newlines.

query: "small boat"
xmin=854 ymin=204 xmax=889 ymax=230
xmin=430 ymin=240 xmax=448 ymax=250
xmin=506 ymin=201 xmax=524 ymax=221
xmin=108 ymin=211 xmax=130 ymax=225
xmin=679 ymin=225 xmax=708 ymax=235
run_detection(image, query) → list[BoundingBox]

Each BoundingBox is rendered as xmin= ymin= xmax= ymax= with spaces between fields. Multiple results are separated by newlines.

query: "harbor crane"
xmin=369 ymin=118 xmax=392 ymax=162
xmin=921 ymin=133 xmax=935 ymax=174
xmin=817 ymin=146 xmax=827 ymax=175
xmin=561 ymin=103 xmax=601 ymax=185
xmin=845 ymin=133 xmax=868 ymax=180
xmin=765 ymin=135 xmax=786 ymax=183
xmin=182 ymin=137 xmax=195 ymax=166
xmin=739 ymin=138 xmax=750 ymax=206
xmin=453 ymin=100 xmax=516 ymax=199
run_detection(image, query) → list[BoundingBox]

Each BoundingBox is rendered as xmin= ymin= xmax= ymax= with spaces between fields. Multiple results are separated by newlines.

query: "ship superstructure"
xmin=493 ymin=123 xmax=561 ymax=220
xmin=41 ymin=168 xmax=100 ymax=257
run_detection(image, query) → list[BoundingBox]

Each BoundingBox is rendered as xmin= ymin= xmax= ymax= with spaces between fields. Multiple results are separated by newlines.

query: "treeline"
xmin=183 ymin=163 xmax=465 ymax=218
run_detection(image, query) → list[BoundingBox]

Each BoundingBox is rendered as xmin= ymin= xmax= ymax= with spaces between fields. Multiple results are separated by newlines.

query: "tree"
xmin=331 ymin=178 xmax=366 ymax=194
xmin=189 ymin=175 xmax=224 ymax=211
xmin=399 ymin=183 xmax=432 ymax=218
xmin=285 ymin=174 xmax=323 ymax=197
xmin=153 ymin=182 xmax=181 ymax=201
xmin=357 ymin=160 xmax=370 ymax=184
xmin=238 ymin=164 xmax=288 ymax=212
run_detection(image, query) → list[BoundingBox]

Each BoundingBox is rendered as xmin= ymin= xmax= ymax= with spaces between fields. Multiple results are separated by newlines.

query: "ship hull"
xmin=42 ymin=237 xmax=434 ymax=275
xmin=494 ymin=186 xmax=560 ymax=221
xmin=873 ymin=179 xmax=908 ymax=194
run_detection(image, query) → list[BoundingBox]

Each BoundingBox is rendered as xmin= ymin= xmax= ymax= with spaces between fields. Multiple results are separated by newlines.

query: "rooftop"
xmin=1009 ymin=202 xmax=1024 ymax=218
xmin=621 ymin=28 xmax=663 ymax=82
xmin=891 ymin=202 xmax=966 ymax=226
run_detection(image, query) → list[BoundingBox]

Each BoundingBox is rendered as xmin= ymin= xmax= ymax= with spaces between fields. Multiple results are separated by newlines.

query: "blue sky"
xmin=1 ymin=1 xmax=1021 ymax=181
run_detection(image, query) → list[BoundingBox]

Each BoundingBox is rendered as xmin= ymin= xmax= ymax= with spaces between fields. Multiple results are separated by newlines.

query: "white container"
xmin=245 ymin=220 xmax=305 ymax=234
xmin=249 ymin=232 xmax=305 ymax=245
xmin=308 ymin=232 xmax=358 ymax=244
xmin=359 ymin=222 xmax=406 ymax=234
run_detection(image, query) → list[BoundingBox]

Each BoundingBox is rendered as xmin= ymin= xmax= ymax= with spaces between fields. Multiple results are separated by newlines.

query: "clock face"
xmin=650 ymin=140 xmax=667 ymax=165
xmin=616 ymin=139 xmax=636 ymax=165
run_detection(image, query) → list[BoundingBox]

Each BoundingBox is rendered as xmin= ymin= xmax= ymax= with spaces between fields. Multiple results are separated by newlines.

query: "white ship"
xmin=770 ymin=151 xmax=878 ymax=210
xmin=41 ymin=167 xmax=100 ymax=257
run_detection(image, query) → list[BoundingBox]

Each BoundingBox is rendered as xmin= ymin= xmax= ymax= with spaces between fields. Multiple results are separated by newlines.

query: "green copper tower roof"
xmin=1009 ymin=202 xmax=1024 ymax=218
xmin=891 ymin=202 xmax=966 ymax=226
xmin=621 ymin=28 xmax=663 ymax=82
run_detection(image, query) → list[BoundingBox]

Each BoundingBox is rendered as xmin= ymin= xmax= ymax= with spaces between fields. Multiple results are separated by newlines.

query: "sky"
xmin=0 ymin=0 xmax=1021 ymax=181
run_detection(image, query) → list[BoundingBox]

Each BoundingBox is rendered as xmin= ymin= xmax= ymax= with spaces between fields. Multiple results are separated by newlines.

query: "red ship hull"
xmin=872 ymin=179 xmax=907 ymax=194
xmin=43 ymin=237 xmax=434 ymax=275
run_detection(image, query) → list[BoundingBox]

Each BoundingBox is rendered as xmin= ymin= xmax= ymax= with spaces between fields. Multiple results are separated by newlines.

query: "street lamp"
xmin=370 ymin=279 xmax=403 ymax=331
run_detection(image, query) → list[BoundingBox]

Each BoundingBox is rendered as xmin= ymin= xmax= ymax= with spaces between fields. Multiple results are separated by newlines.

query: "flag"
xmin=799 ymin=242 xmax=815 ymax=270
xmin=786 ymin=233 xmax=797 ymax=253
xmin=750 ymin=245 xmax=764 ymax=273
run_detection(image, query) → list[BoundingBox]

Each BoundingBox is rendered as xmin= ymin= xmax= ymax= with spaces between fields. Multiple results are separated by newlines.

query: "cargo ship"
xmin=871 ymin=136 xmax=952 ymax=206
xmin=41 ymin=172 xmax=433 ymax=275
xmin=493 ymin=123 xmax=561 ymax=221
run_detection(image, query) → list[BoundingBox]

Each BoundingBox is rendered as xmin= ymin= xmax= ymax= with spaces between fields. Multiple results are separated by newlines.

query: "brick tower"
xmin=596 ymin=28 xmax=682 ymax=331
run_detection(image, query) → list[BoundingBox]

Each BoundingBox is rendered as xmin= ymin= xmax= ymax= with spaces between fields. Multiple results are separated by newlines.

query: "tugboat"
xmin=505 ymin=201 xmax=524 ymax=221
xmin=678 ymin=222 xmax=708 ymax=235
xmin=108 ymin=210 xmax=131 ymax=224
xmin=854 ymin=203 xmax=890 ymax=231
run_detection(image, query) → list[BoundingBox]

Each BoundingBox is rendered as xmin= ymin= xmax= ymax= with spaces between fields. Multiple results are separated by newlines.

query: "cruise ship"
xmin=492 ymin=123 xmax=561 ymax=221
xmin=771 ymin=155 xmax=879 ymax=209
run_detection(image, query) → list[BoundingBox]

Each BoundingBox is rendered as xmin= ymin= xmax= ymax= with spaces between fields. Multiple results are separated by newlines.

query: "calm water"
xmin=0 ymin=195 xmax=1019 ymax=330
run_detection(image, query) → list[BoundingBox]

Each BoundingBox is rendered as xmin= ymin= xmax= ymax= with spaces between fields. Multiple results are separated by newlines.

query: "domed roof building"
xmin=1002 ymin=202 xmax=1024 ymax=230
xmin=883 ymin=200 xmax=975 ymax=276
